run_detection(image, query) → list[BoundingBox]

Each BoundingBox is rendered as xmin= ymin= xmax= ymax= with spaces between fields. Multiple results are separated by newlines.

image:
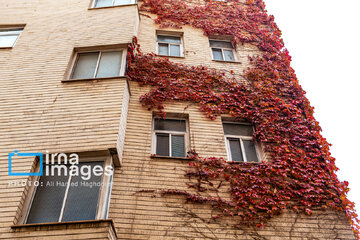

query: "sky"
xmin=263 ymin=0 xmax=360 ymax=214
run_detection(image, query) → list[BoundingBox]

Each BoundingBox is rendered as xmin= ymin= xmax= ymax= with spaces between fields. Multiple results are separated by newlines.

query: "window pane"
xmin=154 ymin=119 xmax=186 ymax=132
xmin=171 ymin=135 xmax=185 ymax=157
xmin=0 ymin=35 xmax=18 ymax=47
xmin=114 ymin=0 xmax=134 ymax=5
xmin=209 ymin=40 xmax=233 ymax=48
xmin=62 ymin=162 xmax=103 ymax=222
xmin=223 ymin=123 xmax=253 ymax=136
xmin=26 ymin=168 xmax=69 ymax=224
xmin=156 ymin=133 xmax=170 ymax=156
xmin=224 ymin=49 xmax=235 ymax=61
xmin=228 ymin=138 xmax=243 ymax=162
xmin=157 ymin=35 xmax=181 ymax=44
xmin=72 ymin=52 xmax=99 ymax=79
xmin=96 ymin=51 xmax=122 ymax=78
xmin=212 ymin=48 xmax=223 ymax=60
xmin=243 ymin=140 xmax=258 ymax=162
xmin=158 ymin=43 xmax=169 ymax=56
xmin=170 ymin=44 xmax=180 ymax=57
xmin=95 ymin=0 xmax=113 ymax=7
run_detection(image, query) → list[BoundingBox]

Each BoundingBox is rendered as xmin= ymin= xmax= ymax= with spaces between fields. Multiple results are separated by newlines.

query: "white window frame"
xmin=70 ymin=49 xmax=127 ymax=80
xmin=223 ymin=122 xmax=260 ymax=162
xmin=92 ymin=0 xmax=137 ymax=8
xmin=0 ymin=28 xmax=23 ymax=48
xmin=151 ymin=117 xmax=189 ymax=157
xmin=20 ymin=153 xmax=114 ymax=224
xmin=156 ymin=34 xmax=184 ymax=57
xmin=209 ymin=39 xmax=236 ymax=62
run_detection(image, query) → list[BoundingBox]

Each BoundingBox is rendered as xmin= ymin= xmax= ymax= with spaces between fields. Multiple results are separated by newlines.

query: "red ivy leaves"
xmin=127 ymin=0 xmax=359 ymax=237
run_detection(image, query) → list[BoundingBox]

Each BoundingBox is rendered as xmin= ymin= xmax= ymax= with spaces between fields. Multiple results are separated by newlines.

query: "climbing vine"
xmin=127 ymin=0 xmax=359 ymax=237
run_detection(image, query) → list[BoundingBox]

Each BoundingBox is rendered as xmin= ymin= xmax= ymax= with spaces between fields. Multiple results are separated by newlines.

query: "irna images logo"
xmin=8 ymin=151 xmax=113 ymax=180
xmin=8 ymin=150 xmax=43 ymax=176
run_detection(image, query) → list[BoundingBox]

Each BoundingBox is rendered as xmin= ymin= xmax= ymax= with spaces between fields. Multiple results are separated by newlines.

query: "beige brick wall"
xmin=0 ymin=0 xmax=356 ymax=239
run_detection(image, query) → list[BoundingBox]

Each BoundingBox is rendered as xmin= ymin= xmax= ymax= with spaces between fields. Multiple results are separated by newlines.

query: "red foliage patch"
xmin=127 ymin=0 xmax=359 ymax=237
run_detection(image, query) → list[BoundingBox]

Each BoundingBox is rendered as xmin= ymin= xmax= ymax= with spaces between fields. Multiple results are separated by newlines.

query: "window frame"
xmin=151 ymin=117 xmax=189 ymax=158
xmin=19 ymin=153 xmax=114 ymax=225
xmin=92 ymin=0 xmax=137 ymax=8
xmin=223 ymin=122 xmax=261 ymax=163
xmin=0 ymin=27 xmax=23 ymax=48
xmin=156 ymin=34 xmax=184 ymax=57
xmin=69 ymin=49 xmax=127 ymax=80
xmin=209 ymin=39 xmax=237 ymax=62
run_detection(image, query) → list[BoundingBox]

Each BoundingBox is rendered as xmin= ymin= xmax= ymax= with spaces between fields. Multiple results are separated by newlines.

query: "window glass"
xmin=62 ymin=162 xmax=103 ymax=222
xmin=156 ymin=133 xmax=170 ymax=156
xmin=212 ymin=48 xmax=223 ymax=61
xmin=171 ymin=135 xmax=185 ymax=157
xmin=157 ymin=35 xmax=181 ymax=44
xmin=26 ymin=168 xmax=69 ymax=224
xmin=26 ymin=159 xmax=112 ymax=224
xmin=72 ymin=52 xmax=99 ymax=79
xmin=210 ymin=40 xmax=233 ymax=48
xmin=158 ymin=43 xmax=169 ymax=56
xmin=96 ymin=51 xmax=122 ymax=78
xmin=114 ymin=0 xmax=135 ymax=5
xmin=243 ymin=140 xmax=258 ymax=162
xmin=224 ymin=49 xmax=235 ymax=61
xmin=0 ymin=35 xmax=18 ymax=48
xmin=228 ymin=138 xmax=243 ymax=162
xmin=223 ymin=123 xmax=253 ymax=136
xmin=95 ymin=0 xmax=113 ymax=7
xmin=0 ymin=29 xmax=23 ymax=48
xmin=170 ymin=45 xmax=180 ymax=57
xmin=154 ymin=119 xmax=186 ymax=132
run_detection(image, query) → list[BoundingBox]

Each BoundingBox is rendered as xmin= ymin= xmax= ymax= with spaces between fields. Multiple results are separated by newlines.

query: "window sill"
xmin=0 ymin=47 xmax=13 ymax=50
xmin=62 ymin=76 xmax=127 ymax=83
xmin=156 ymin=54 xmax=185 ymax=59
xmin=88 ymin=3 xmax=138 ymax=10
xmin=151 ymin=155 xmax=191 ymax=161
xmin=212 ymin=60 xmax=241 ymax=64
xmin=227 ymin=161 xmax=261 ymax=165
xmin=11 ymin=219 xmax=118 ymax=238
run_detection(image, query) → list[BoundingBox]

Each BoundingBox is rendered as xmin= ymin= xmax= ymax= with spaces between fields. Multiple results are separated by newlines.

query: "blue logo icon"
xmin=8 ymin=150 xmax=43 ymax=176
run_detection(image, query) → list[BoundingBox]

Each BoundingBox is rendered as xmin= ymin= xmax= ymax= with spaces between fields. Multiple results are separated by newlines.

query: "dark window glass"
xmin=228 ymin=138 xmax=243 ymax=162
xmin=210 ymin=40 xmax=233 ymax=48
xmin=157 ymin=35 xmax=181 ymax=44
xmin=171 ymin=135 xmax=185 ymax=157
xmin=62 ymin=162 xmax=103 ymax=222
xmin=154 ymin=119 xmax=186 ymax=132
xmin=223 ymin=123 xmax=253 ymax=136
xmin=26 ymin=168 xmax=69 ymax=224
xmin=156 ymin=133 xmax=170 ymax=156
xmin=27 ymin=162 xmax=107 ymax=224
xmin=243 ymin=140 xmax=258 ymax=162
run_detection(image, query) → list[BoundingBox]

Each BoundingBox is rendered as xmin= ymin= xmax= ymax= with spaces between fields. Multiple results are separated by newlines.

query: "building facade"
xmin=0 ymin=0 xmax=357 ymax=239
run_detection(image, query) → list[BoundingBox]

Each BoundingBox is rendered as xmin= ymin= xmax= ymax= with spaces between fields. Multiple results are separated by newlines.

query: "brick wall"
xmin=0 ymin=0 xmax=356 ymax=239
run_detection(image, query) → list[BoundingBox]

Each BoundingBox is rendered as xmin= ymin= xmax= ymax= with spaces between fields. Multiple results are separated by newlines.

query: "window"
xmin=0 ymin=28 xmax=23 ymax=48
xmin=93 ymin=0 xmax=136 ymax=8
xmin=156 ymin=35 xmax=183 ymax=57
xmin=25 ymin=155 xmax=113 ymax=224
xmin=223 ymin=122 xmax=259 ymax=162
xmin=152 ymin=118 xmax=188 ymax=157
xmin=209 ymin=40 xmax=236 ymax=61
xmin=70 ymin=50 xmax=126 ymax=80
